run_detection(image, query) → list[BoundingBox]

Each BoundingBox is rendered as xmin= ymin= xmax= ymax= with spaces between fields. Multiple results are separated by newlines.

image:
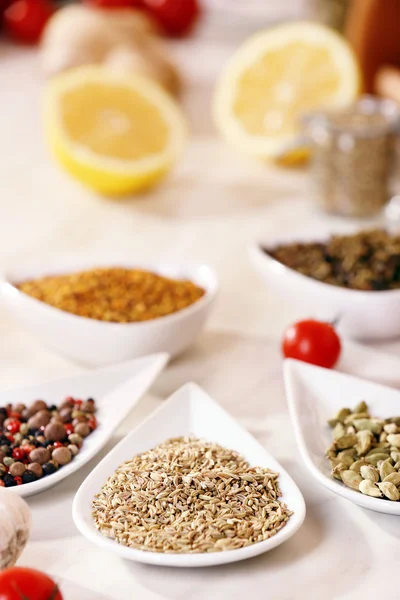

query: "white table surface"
xmin=2 ymin=1 xmax=400 ymax=598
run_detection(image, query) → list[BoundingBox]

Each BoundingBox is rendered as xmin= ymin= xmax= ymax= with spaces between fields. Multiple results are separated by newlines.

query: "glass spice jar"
xmin=303 ymin=97 xmax=400 ymax=218
xmin=307 ymin=0 xmax=351 ymax=32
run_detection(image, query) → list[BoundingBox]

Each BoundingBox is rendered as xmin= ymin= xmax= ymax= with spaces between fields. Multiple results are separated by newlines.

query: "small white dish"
xmin=0 ymin=261 xmax=217 ymax=366
xmin=3 ymin=353 xmax=168 ymax=497
xmin=73 ymin=383 xmax=306 ymax=567
xmin=284 ymin=358 xmax=400 ymax=515
xmin=248 ymin=229 xmax=400 ymax=340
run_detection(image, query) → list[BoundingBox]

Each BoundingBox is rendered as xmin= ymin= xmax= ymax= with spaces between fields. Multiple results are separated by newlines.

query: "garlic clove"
xmin=0 ymin=488 xmax=32 ymax=569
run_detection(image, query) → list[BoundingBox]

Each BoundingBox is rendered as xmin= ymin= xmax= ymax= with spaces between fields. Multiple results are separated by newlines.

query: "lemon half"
xmin=44 ymin=66 xmax=187 ymax=196
xmin=214 ymin=22 xmax=361 ymax=160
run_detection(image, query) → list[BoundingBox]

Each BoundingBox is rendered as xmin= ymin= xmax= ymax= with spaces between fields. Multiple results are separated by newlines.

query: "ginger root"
xmin=41 ymin=5 xmax=180 ymax=95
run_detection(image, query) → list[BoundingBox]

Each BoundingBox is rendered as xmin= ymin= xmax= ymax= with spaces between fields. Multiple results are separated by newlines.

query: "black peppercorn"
xmin=22 ymin=470 xmax=38 ymax=484
xmin=3 ymin=473 xmax=16 ymax=487
xmin=42 ymin=462 xmax=57 ymax=476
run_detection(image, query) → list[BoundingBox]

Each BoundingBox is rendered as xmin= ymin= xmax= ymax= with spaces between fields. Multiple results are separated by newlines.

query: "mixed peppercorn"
xmin=0 ymin=397 xmax=97 ymax=487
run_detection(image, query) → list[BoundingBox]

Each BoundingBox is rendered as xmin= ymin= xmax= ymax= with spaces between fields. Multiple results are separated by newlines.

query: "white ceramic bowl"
xmin=2 ymin=353 xmax=168 ymax=497
xmin=249 ymin=230 xmax=400 ymax=340
xmin=284 ymin=358 xmax=400 ymax=515
xmin=73 ymin=383 xmax=306 ymax=567
xmin=0 ymin=261 xmax=217 ymax=366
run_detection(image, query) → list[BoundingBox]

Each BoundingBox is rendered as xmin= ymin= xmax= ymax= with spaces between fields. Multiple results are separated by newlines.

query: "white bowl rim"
xmin=284 ymin=358 xmax=400 ymax=515
xmin=248 ymin=239 xmax=400 ymax=299
xmin=0 ymin=261 xmax=218 ymax=330
xmin=72 ymin=381 xmax=307 ymax=567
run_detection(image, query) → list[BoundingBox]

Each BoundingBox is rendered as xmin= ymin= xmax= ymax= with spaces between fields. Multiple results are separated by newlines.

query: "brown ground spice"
xmin=265 ymin=229 xmax=400 ymax=291
xmin=17 ymin=268 xmax=206 ymax=322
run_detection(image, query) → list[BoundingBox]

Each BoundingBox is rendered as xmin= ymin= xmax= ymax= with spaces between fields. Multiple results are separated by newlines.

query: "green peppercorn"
xmin=68 ymin=433 xmax=82 ymax=446
xmin=13 ymin=433 xmax=23 ymax=444
xmin=19 ymin=423 xmax=29 ymax=436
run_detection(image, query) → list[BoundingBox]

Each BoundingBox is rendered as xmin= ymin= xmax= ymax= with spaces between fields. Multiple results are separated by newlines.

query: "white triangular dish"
xmin=284 ymin=358 xmax=400 ymax=515
xmin=72 ymin=383 xmax=306 ymax=567
xmin=3 ymin=353 xmax=168 ymax=497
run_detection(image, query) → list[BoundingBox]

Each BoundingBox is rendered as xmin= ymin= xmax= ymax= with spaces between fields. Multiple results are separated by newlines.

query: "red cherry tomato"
xmin=282 ymin=319 xmax=341 ymax=369
xmin=85 ymin=0 xmax=141 ymax=8
xmin=143 ymin=0 xmax=200 ymax=36
xmin=0 ymin=567 xmax=63 ymax=600
xmin=4 ymin=0 xmax=54 ymax=44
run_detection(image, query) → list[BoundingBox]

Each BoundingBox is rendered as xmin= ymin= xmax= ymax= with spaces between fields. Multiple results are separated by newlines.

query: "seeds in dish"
xmin=0 ymin=397 xmax=97 ymax=487
xmin=16 ymin=267 xmax=206 ymax=323
xmin=264 ymin=229 xmax=400 ymax=291
xmin=326 ymin=401 xmax=400 ymax=500
xmin=92 ymin=437 xmax=292 ymax=553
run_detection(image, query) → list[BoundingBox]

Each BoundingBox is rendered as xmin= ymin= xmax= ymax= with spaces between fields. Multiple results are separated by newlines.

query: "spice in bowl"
xmin=327 ymin=401 xmax=400 ymax=501
xmin=0 ymin=397 xmax=97 ymax=487
xmin=16 ymin=268 xmax=206 ymax=323
xmin=265 ymin=229 xmax=400 ymax=291
xmin=92 ymin=437 xmax=292 ymax=554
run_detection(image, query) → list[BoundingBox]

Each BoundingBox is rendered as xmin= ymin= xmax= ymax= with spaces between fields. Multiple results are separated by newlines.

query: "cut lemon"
xmin=214 ymin=22 xmax=361 ymax=160
xmin=44 ymin=66 xmax=187 ymax=196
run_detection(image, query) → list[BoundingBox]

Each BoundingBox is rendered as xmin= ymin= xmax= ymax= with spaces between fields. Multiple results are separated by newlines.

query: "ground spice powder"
xmin=17 ymin=267 xmax=206 ymax=323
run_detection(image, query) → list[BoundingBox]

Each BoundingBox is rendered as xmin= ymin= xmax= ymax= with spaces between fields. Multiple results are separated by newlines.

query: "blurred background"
xmin=2 ymin=0 xmax=400 ymax=375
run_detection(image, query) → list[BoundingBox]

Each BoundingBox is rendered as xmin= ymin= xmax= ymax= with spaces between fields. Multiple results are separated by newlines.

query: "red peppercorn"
xmin=5 ymin=434 xmax=14 ymax=443
xmin=74 ymin=400 xmax=83 ymax=407
xmin=65 ymin=396 xmax=74 ymax=403
xmin=53 ymin=441 xmax=64 ymax=448
xmin=14 ymin=476 xmax=23 ymax=485
xmin=22 ymin=444 xmax=35 ymax=455
xmin=12 ymin=448 xmax=25 ymax=461
xmin=64 ymin=424 xmax=74 ymax=435
xmin=9 ymin=411 xmax=22 ymax=419
xmin=6 ymin=419 xmax=20 ymax=434
xmin=0 ymin=481 xmax=4 ymax=487
xmin=88 ymin=417 xmax=97 ymax=430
